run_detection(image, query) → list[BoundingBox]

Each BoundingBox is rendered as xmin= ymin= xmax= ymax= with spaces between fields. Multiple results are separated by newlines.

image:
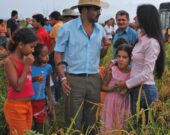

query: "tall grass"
xmin=0 ymin=64 xmax=8 ymax=133
xmin=1 ymin=44 xmax=170 ymax=135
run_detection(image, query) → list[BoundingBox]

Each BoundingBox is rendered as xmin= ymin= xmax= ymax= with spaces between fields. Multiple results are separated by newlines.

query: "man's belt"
xmin=69 ymin=73 xmax=97 ymax=77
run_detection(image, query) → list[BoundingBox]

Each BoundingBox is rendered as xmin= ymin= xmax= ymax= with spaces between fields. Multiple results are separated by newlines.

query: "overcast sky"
xmin=1 ymin=0 xmax=169 ymax=23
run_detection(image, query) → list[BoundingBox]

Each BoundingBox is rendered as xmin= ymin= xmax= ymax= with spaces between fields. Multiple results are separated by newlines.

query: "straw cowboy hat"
xmin=62 ymin=8 xmax=79 ymax=17
xmin=71 ymin=0 xmax=109 ymax=9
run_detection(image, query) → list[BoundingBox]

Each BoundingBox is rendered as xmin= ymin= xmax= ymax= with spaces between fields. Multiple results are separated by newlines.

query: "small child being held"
xmin=31 ymin=43 xmax=52 ymax=133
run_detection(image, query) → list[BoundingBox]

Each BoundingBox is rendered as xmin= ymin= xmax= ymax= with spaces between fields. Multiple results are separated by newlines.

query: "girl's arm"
xmin=46 ymin=75 xmax=52 ymax=113
xmin=102 ymin=68 xmax=119 ymax=92
xmin=4 ymin=55 xmax=34 ymax=92
xmin=102 ymin=68 xmax=112 ymax=91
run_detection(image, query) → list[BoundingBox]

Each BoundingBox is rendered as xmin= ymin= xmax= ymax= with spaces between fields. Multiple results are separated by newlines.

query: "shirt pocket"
xmin=68 ymin=38 xmax=87 ymax=62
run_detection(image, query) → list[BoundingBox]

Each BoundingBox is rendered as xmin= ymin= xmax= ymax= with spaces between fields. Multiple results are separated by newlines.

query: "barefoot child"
xmin=102 ymin=44 xmax=132 ymax=132
xmin=31 ymin=43 xmax=52 ymax=133
xmin=3 ymin=28 xmax=37 ymax=135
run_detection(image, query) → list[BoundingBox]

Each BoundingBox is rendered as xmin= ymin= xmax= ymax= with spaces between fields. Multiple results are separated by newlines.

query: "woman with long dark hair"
xmin=117 ymin=4 xmax=165 ymax=123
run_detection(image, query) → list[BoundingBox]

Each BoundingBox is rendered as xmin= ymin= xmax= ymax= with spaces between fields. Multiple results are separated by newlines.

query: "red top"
xmin=36 ymin=27 xmax=50 ymax=49
xmin=7 ymin=57 xmax=34 ymax=99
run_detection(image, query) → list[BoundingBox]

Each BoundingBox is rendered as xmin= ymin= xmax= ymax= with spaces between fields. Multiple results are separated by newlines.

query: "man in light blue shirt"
xmin=54 ymin=0 xmax=110 ymax=134
xmin=113 ymin=10 xmax=138 ymax=47
xmin=55 ymin=17 xmax=106 ymax=74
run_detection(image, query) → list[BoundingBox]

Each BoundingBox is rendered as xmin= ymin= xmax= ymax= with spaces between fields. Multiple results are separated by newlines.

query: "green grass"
xmin=0 ymin=64 xmax=8 ymax=133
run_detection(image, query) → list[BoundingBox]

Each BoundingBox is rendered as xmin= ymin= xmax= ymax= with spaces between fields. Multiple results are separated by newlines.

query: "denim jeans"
xmin=130 ymin=84 xmax=158 ymax=116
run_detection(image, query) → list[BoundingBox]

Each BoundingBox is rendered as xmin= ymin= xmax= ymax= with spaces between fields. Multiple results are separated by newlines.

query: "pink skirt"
xmin=102 ymin=92 xmax=130 ymax=130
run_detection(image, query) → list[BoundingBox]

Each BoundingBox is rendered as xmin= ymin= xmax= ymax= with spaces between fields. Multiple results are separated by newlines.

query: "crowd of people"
xmin=0 ymin=0 xmax=165 ymax=135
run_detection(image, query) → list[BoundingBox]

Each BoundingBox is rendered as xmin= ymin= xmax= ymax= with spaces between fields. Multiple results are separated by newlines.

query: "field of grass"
xmin=0 ymin=63 xmax=8 ymax=134
xmin=0 ymin=44 xmax=170 ymax=135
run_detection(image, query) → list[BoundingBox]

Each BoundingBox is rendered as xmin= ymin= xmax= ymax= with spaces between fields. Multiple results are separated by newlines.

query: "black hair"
xmin=44 ymin=18 xmax=48 ymax=21
xmin=32 ymin=43 xmax=45 ymax=58
xmin=137 ymin=4 xmax=165 ymax=78
xmin=49 ymin=11 xmax=62 ymax=20
xmin=11 ymin=10 xmax=18 ymax=17
xmin=116 ymin=10 xmax=129 ymax=20
xmin=0 ymin=19 xmax=4 ymax=24
xmin=8 ymin=28 xmax=37 ymax=53
xmin=115 ymin=44 xmax=132 ymax=61
xmin=32 ymin=14 xmax=45 ymax=26
xmin=78 ymin=6 xmax=87 ymax=13
xmin=114 ymin=38 xmax=129 ymax=48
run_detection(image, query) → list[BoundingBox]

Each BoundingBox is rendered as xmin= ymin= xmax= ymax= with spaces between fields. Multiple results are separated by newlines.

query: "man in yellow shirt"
xmin=49 ymin=11 xmax=63 ymax=53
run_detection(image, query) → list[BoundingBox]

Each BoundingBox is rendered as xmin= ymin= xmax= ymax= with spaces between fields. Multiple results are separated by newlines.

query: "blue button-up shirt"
xmin=54 ymin=17 xmax=105 ymax=74
xmin=113 ymin=26 xmax=138 ymax=47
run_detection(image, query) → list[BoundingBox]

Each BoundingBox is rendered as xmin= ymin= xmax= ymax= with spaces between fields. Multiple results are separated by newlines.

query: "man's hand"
xmin=61 ymin=79 xmax=71 ymax=96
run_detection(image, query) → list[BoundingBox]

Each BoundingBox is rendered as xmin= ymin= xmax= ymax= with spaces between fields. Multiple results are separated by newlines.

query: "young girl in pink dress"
xmin=102 ymin=44 xmax=132 ymax=133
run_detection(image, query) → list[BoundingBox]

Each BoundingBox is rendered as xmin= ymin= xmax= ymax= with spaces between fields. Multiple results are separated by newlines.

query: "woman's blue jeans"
xmin=130 ymin=84 xmax=158 ymax=122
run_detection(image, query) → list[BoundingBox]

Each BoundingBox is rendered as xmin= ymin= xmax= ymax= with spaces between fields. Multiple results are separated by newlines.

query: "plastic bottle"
xmin=37 ymin=71 xmax=44 ymax=96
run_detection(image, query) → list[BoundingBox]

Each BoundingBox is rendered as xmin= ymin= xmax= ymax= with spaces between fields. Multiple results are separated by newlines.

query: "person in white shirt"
xmin=104 ymin=18 xmax=114 ymax=40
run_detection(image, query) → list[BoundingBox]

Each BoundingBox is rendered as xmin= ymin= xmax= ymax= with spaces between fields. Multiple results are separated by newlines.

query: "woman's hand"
xmin=120 ymin=89 xmax=128 ymax=95
xmin=115 ymin=80 xmax=127 ymax=89
xmin=115 ymin=81 xmax=129 ymax=95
